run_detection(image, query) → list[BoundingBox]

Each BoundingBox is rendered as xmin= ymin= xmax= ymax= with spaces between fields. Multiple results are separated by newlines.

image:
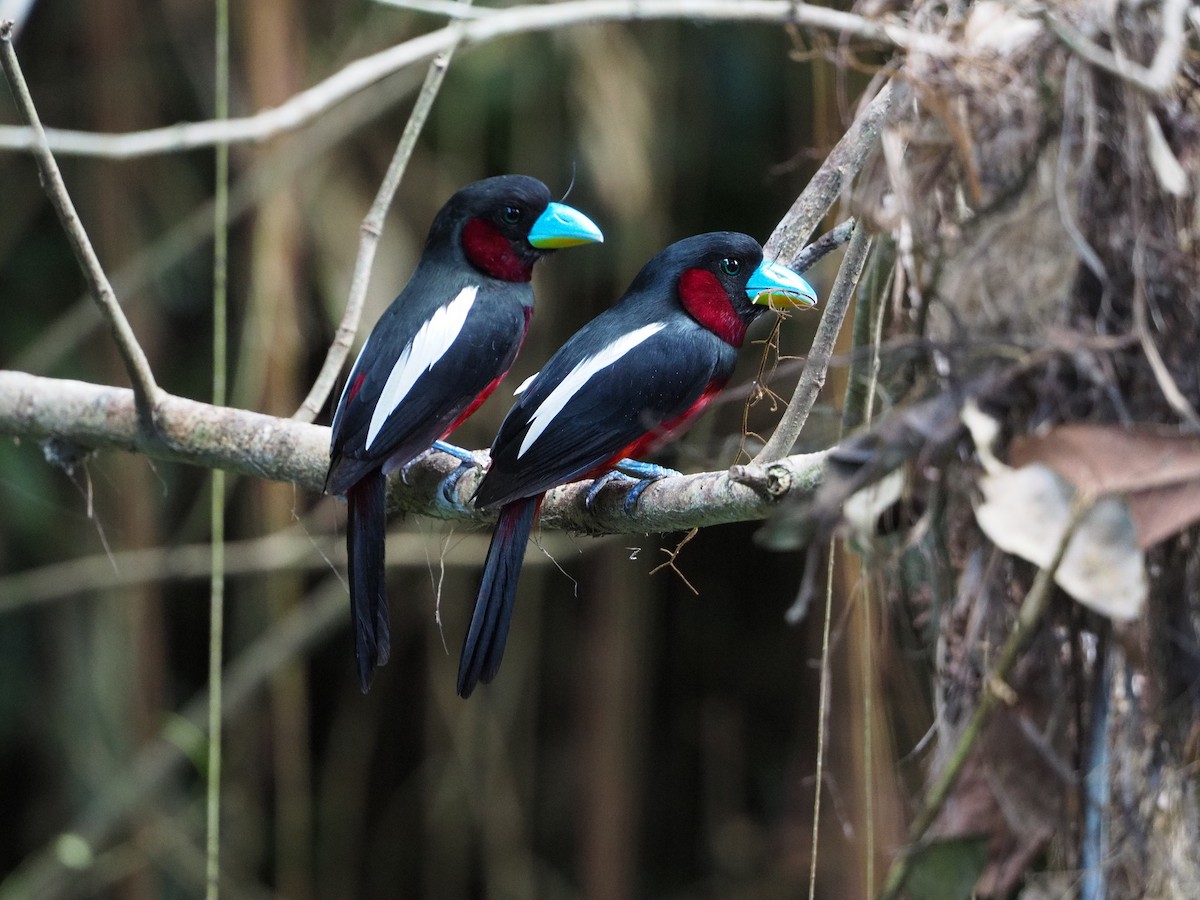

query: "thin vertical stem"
xmin=207 ymin=0 xmax=230 ymax=897
xmin=860 ymin=249 xmax=891 ymax=898
xmin=754 ymin=225 xmax=873 ymax=463
xmin=845 ymin=242 xmax=892 ymax=894
xmin=807 ymin=541 xmax=836 ymax=900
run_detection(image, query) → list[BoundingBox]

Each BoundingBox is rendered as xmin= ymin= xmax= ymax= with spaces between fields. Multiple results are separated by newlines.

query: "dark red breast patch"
xmin=678 ymin=268 xmax=746 ymax=346
xmin=462 ymin=218 xmax=534 ymax=283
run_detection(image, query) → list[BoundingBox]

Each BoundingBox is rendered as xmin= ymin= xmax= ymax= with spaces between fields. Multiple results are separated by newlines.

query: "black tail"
xmin=347 ymin=471 xmax=390 ymax=692
xmin=457 ymin=496 xmax=541 ymax=697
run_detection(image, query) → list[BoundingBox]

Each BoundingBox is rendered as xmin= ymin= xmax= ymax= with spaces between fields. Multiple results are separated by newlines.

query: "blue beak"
xmin=745 ymin=260 xmax=819 ymax=310
xmin=527 ymin=201 xmax=604 ymax=249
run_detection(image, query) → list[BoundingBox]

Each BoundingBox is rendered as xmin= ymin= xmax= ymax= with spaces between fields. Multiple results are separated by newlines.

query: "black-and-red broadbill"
xmin=325 ymin=175 xmax=602 ymax=692
xmin=457 ymin=231 xmax=818 ymax=697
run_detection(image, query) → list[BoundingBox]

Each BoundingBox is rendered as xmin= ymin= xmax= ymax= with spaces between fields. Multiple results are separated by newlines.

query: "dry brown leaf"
xmin=964 ymin=406 xmax=1148 ymax=621
xmin=1010 ymin=425 xmax=1200 ymax=548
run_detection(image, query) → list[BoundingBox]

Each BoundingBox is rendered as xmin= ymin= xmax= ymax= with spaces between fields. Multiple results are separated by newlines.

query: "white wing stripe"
xmin=365 ymin=286 xmax=478 ymax=451
xmin=512 ymin=372 xmax=538 ymax=396
xmin=518 ymin=322 xmax=666 ymax=458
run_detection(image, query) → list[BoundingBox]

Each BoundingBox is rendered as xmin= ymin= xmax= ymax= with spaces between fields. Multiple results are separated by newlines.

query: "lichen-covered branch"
xmin=0 ymin=370 xmax=827 ymax=534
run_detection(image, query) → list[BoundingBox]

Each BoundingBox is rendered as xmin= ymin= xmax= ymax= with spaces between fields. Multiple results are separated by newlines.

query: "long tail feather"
xmin=457 ymin=496 xmax=541 ymax=697
xmin=347 ymin=471 xmax=390 ymax=692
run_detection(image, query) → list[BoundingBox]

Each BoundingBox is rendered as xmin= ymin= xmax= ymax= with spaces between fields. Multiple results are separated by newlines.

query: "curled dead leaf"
xmin=1010 ymin=424 xmax=1200 ymax=548
xmin=964 ymin=405 xmax=1149 ymax=621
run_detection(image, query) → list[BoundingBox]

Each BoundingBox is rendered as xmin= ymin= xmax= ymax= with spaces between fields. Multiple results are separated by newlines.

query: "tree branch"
xmin=754 ymin=223 xmax=873 ymax=462
xmin=763 ymin=78 xmax=898 ymax=266
xmin=0 ymin=21 xmax=161 ymax=429
xmin=0 ymin=370 xmax=827 ymax=534
xmin=0 ymin=2 xmax=946 ymax=159
xmin=749 ymin=82 xmax=898 ymax=462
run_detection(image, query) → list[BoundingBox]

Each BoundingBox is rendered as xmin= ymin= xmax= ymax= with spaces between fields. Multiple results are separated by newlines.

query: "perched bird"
xmin=325 ymin=175 xmax=603 ymax=692
xmin=457 ymin=232 xmax=818 ymax=697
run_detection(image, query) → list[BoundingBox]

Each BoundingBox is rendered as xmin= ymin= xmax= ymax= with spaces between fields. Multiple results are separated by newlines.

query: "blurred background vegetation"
xmin=0 ymin=2 xmax=907 ymax=897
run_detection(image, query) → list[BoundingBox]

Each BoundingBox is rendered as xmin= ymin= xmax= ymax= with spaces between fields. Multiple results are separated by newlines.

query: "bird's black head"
xmin=629 ymin=232 xmax=816 ymax=347
xmin=660 ymin=232 xmax=768 ymax=347
xmin=427 ymin=175 xmax=602 ymax=283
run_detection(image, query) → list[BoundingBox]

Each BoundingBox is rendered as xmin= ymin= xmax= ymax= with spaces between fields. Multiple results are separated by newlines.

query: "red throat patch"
xmin=462 ymin=218 xmax=534 ymax=282
xmin=678 ymin=268 xmax=747 ymax=346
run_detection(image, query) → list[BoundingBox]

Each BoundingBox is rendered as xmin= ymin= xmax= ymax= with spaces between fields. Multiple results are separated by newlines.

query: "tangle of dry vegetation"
xmin=774 ymin=1 xmax=1200 ymax=895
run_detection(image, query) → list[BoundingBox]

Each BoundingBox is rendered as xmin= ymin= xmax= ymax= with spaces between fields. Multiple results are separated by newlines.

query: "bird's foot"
xmin=434 ymin=459 xmax=476 ymax=513
xmin=584 ymin=470 xmax=629 ymax=511
xmin=399 ymin=440 xmax=474 ymax=486
xmin=431 ymin=439 xmax=475 ymax=463
xmin=584 ymin=459 xmax=681 ymax=514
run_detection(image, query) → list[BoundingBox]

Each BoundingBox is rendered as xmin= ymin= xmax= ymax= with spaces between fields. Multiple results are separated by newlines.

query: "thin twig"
xmin=648 ymin=527 xmax=700 ymax=595
xmin=752 ymin=82 xmax=897 ymax=462
xmin=14 ymin=61 xmax=426 ymax=377
xmin=763 ymin=79 xmax=897 ymax=269
xmin=294 ymin=5 xmax=470 ymax=422
xmin=374 ymin=0 xmax=493 ymax=18
xmin=754 ymin=224 xmax=873 ymax=462
xmin=807 ymin=540 xmax=837 ymax=900
xmin=0 ymin=528 xmax=583 ymax=613
xmin=0 ymin=3 xmax=945 ymax=159
xmin=791 ymin=218 xmax=857 ymax=274
xmin=0 ymin=21 xmax=160 ymax=429
xmin=1043 ymin=0 xmax=1189 ymax=97
xmin=205 ymin=0 xmax=230 ymax=894
xmin=877 ymin=497 xmax=1094 ymax=900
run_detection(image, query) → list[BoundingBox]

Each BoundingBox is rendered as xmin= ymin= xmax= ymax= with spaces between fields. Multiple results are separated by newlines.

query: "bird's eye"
xmin=502 ymin=205 xmax=522 ymax=224
xmin=720 ymin=258 xmax=741 ymax=276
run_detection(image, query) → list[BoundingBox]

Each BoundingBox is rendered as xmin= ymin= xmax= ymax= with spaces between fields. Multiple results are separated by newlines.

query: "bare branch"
xmin=754 ymin=224 xmax=874 ymax=463
xmin=1133 ymin=238 xmax=1200 ymax=428
xmin=14 ymin=61 xmax=424 ymax=376
xmin=294 ymin=13 xmax=469 ymax=423
xmin=749 ymin=81 xmax=898 ymax=463
xmin=0 ymin=370 xmax=827 ymax=534
xmin=791 ymin=217 xmax=856 ymax=274
xmin=763 ymin=79 xmax=897 ymax=265
xmin=0 ymin=22 xmax=160 ymax=428
xmin=0 ymin=527 xmax=588 ymax=613
xmin=374 ymin=0 xmax=492 ymax=18
xmin=0 ymin=2 xmax=947 ymax=159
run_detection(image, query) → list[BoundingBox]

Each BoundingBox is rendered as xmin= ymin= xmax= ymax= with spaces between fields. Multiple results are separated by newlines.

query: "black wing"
xmin=475 ymin=319 xmax=733 ymax=507
xmin=326 ymin=285 xmax=527 ymax=495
